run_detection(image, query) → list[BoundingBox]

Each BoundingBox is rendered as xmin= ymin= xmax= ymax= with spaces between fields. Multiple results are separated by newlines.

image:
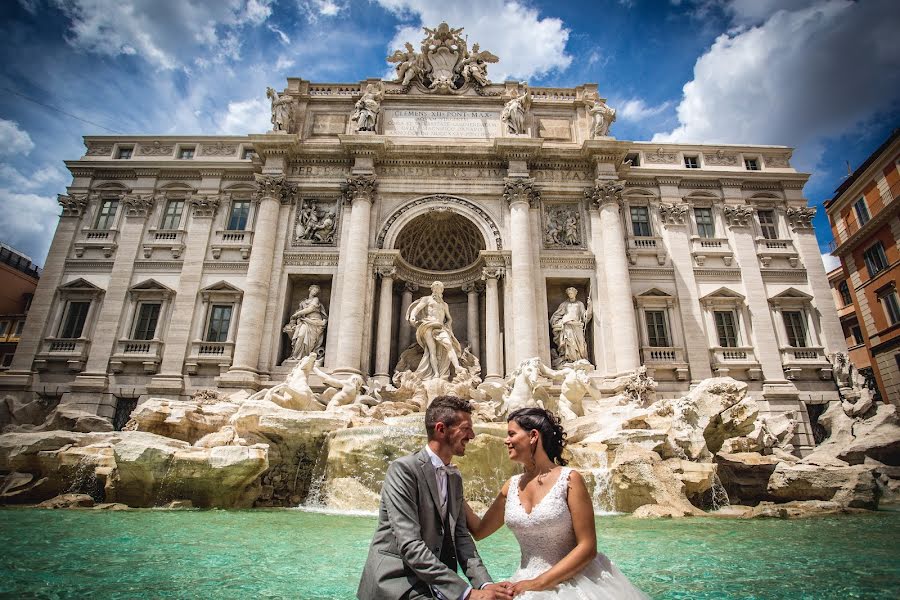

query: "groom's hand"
xmin=469 ymin=582 xmax=514 ymax=600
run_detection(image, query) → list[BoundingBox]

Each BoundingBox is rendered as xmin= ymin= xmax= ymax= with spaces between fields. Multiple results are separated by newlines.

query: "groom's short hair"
xmin=425 ymin=395 xmax=472 ymax=439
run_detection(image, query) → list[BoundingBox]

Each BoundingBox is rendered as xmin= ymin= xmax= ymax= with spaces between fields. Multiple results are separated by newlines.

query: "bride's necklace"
xmin=524 ymin=465 xmax=555 ymax=486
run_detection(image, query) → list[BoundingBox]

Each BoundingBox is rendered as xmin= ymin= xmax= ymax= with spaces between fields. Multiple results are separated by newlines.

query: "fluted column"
xmin=398 ymin=282 xmax=418 ymax=351
xmin=503 ymin=178 xmax=540 ymax=363
xmin=373 ymin=266 xmax=396 ymax=383
xmin=586 ymin=181 xmax=640 ymax=373
xmin=222 ymin=174 xmax=293 ymax=386
xmin=481 ymin=266 xmax=504 ymax=381
xmin=462 ymin=282 xmax=481 ymax=357
xmin=333 ymin=175 xmax=377 ymax=373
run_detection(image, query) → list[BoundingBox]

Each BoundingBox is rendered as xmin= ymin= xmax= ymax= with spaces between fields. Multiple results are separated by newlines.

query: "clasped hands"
xmin=470 ymin=579 xmax=540 ymax=599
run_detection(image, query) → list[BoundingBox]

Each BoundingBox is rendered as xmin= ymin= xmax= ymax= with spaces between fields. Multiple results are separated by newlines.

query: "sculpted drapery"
xmin=285 ymin=285 xmax=328 ymax=363
xmin=406 ymin=281 xmax=464 ymax=380
xmin=549 ymin=287 xmax=593 ymax=368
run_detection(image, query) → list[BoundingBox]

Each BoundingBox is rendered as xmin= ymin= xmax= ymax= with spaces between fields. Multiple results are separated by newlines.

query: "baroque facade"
xmin=0 ymin=25 xmax=849 ymax=451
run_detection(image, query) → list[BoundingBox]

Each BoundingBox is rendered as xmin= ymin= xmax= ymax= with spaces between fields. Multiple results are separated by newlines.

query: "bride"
xmin=464 ymin=408 xmax=648 ymax=599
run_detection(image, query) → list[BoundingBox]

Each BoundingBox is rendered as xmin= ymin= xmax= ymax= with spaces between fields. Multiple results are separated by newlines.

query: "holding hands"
xmin=471 ymin=582 xmax=514 ymax=599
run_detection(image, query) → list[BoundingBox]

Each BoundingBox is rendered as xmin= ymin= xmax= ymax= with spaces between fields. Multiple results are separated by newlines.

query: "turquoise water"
xmin=1 ymin=508 xmax=898 ymax=599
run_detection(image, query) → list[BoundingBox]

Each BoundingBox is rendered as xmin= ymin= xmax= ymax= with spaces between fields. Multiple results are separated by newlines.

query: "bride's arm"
xmin=464 ymin=478 xmax=511 ymax=541
xmin=511 ymin=471 xmax=598 ymax=594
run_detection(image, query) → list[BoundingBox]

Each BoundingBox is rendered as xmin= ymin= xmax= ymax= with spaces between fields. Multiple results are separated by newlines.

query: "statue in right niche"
xmin=549 ymin=287 xmax=592 ymax=368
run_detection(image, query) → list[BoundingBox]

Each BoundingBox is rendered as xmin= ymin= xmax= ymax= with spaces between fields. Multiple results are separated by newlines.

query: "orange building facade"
xmin=0 ymin=244 xmax=41 ymax=370
xmin=825 ymin=129 xmax=900 ymax=403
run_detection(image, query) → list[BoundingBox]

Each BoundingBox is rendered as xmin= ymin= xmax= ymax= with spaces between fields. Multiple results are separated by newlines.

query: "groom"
xmin=358 ymin=396 xmax=512 ymax=600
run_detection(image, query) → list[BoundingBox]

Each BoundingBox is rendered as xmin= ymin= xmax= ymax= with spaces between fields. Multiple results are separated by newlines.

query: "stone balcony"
xmin=710 ymin=346 xmax=762 ymax=380
xmin=143 ymin=229 xmax=186 ymax=259
xmin=210 ymin=230 xmax=254 ymax=260
xmin=626 ymin=236 xmax=666 ymax=266
xmin=780 ymin=345 xmax=832 ymax=380
xmin=109 ymin=339 xmax=163 ymax=373
xmin=74 ymin=228 xmax=118 ymax=258
xmin=185 ymin=340 xmax=234 ymax=374
xmin=690 ymin=236 xmax=734 ymax=266
xmin=640 ymin=346 xmax=689 ymax=380
xmin=755 ymin=238 xmax=800 ymax=268
xmin=34 ymin=338 xmax=91 ymax=372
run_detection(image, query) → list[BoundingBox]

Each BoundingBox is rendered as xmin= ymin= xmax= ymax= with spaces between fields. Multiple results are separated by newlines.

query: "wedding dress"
xmin=505 ymin=468 xmax=649 ymax=599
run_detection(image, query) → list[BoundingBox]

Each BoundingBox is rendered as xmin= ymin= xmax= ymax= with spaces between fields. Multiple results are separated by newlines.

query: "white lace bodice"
xmin=505 ymin=467 xmax=576 ymax=579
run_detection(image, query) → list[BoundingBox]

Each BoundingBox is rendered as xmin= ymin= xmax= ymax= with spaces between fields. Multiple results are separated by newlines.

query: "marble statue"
xmin=556 ymin=359 xmax=600 ymax=421
xmin=500 ymin=84 xmax=531 ymax=135
xmin=284 ymin=285 xmax=328 ymax=364
xmin=623 ymin=366 xmax=657 ymax=405
xmin=248 ymin=353 xmax=324 ymax=411
xmin=296 ymin=201 xmax=336 ymax=244
xmin=266 ymin=87 xmax=293 ymax=133
xmin=549 ymin=287 xmax=593 ymax=368
xmin=459 ymin=43 xmax=498 ymax=87
xmin=314 ymin=366 xmax=373 ymax=412
xmin=406 ymin=281 xmax=465 ymax=380
xmin=502 ymin=357 xmax=560 ymax=417
xmin=589 ymin=96 xmax=616 ymax=138
xmin=545 ymin=207 xmax=581 ymax=247
xmin=387 ymin=42 xmax=424 ymax=86
xmin=351 ymin=82 xmax=384 ymax=132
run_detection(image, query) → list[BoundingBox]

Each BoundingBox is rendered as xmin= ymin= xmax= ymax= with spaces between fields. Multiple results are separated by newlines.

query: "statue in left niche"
xmin=549 ymin=287 xmax=593 ymax=368
xmin=284 ymin=285 xmax=328 ymax=364
xmin=351 ymin=82 xmax=385 ymax=132
xmin=266 ymin=87 xmax=294 ymax=133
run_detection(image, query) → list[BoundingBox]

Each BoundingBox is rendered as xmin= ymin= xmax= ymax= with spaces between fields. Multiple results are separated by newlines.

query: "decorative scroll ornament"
xmin=85 ymin=143 xmax=113 ymax=156
xmin=375 ymin=266 xmax=397 ymax=279
xmin=764 ymin=154 xmax=790 ymax=168
xmin=254 ymin=173 xmax=297 ymax=204
xmin=190 ymin=194 xmax=221 ymax=218
xmin=481 ymin=266 xmax=505 ymax=280
xmin=343 ymin=174 xmax=378 ymax=203
xmin=387 ymin=22 xmax=499 ymax=94
xmin=723 ymin=205 xmax=755 ymax=228
xmin=584 ymin=180 xmax=625 ymax=208
xmin=786 ymin=206 xmax=816 ymax=230
xmin=121 ymin=193 xmax=155 ymax=217
xmin=58 ymin=193 xmax=90 ymax=217
xmin=199 ymin=143 xmax=237 ymax=157
xmin=503 ymin=177 xmax=540 ymax=208
xmin=658 ymin=202 xmax=689 ymax=226
xmin=705 ymin=149 xmax=738 ymax=166
xmin=644 ymin=148 xmax=678 ymax=164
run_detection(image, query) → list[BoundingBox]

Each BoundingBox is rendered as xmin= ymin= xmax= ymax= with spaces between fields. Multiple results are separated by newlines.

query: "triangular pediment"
xmin=59 ymin=277 xmax=102 ymax=291
xmin=130 ymin=279 xmax=175 ymax=293
xmin=701 ymin=287 xmax=745 ymax=301
xmin=200 ymin=281 xmax=242 ymax=294
xmin=770 ymin=287 xmax=814 ymax=300
xmin=638 ymin=287 xmax=672 ymax=297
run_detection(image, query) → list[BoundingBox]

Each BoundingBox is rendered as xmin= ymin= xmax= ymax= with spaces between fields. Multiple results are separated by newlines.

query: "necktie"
xmin=436 ymin=464 xmax=448 ymax=509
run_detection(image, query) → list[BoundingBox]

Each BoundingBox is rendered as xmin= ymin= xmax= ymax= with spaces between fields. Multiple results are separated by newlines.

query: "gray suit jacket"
xmin=357 ymin=448 xmax=492 ymax=599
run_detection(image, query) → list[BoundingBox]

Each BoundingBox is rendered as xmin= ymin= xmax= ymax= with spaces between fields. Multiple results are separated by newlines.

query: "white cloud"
xmin=52 ymin=0 xmax=274 ymax=69
xmin=275 ymin=55 xmax=295 ymax=71
xmin=0 ymin=189 xmax=59 ymax=265
xmin=218 ymin=96 xmax=271 ymax=135
xmin=821 ymin=251 xmax=841 ymax=272
xmin=0 ymin=120 xmax=35 ymax=156
xmin=298 ymin=0 xmax=347 ymax=22
xmin=268 ymin=24 xmax=291 ymax=45
xmin=0 ymin=164 xmax=67 ymax=190
xmin=652 ymin=0 xmax=900 ymax=172
xmin=376 ymin=0 xmax=572 ymax=82
xmin=617 ymin=98 xmax=671 ymax=122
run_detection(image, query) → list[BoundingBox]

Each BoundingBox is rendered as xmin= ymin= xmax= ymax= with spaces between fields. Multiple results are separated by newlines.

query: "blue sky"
xmin=1 ymin=0 xmax=898 ymax=269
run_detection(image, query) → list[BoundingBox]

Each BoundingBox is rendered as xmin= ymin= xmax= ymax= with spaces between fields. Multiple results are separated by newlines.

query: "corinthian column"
xmin=373 ymin=265 xmax=396 ymax=384
xmin=221 ymin=174 xmax=293 ymax=387
xmin=462 ymin=282 xmax=481 ymax=358
xmin=503 ymin=178 xmax=540 ymax=363
xmin=586 ymin=181 xmax=639 ymax=373
xmin=481 ymin=267 xmax=505 ymax=381
xmin=333 ymin=175 xmax=377 ymax=373
xmin=397 ymin=282 xmax=418 ymax=351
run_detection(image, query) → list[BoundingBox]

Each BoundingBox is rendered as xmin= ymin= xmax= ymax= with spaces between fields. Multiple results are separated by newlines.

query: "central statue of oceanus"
xmin=406 ymin=281 xmax=465 ymax=380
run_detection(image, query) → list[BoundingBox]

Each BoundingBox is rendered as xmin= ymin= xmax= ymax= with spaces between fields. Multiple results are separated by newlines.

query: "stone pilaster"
xmin=481 ymin=266 xmax=505 ymax=382
xmin=503 ymin=177 xmax=540 ymax=363
xmin=586 ymin=181 xmax=640 ymax=374
xmin=333 ymin=174 xmax=377 ymax=374
xmin=462 ymin=281 xmax=481 ymax=358
xmin=220 ymin=174 xmax=294 ymax=388
xmin=397 ymin=282 xmax=418 ymax=352
xmin=373 ymin=265 xmax=396 ymax=384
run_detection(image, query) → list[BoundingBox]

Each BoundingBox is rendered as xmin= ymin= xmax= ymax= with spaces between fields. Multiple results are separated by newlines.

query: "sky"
xmin=1 ymin=0 xmax=898 ymax=269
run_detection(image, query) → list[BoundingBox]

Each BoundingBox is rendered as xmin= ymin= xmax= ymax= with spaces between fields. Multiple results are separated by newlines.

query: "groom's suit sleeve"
xmin=454 ymin=499 xmax=492 ymax=591
xmin=382 ymin=460 xmax=470 ymax=600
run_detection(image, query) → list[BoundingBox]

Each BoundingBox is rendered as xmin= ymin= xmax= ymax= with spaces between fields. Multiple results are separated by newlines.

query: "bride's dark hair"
xmin=508 ymin=407 xmax=568 ymax=466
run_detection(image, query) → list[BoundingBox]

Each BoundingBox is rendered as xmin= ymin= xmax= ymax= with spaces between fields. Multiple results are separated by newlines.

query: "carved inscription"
xmin=379 ymin=165 xmax=505 ymax=179
xmin=383 ymin=109 xmax=501 ymax=138
xmin=312 ymin=114 xmax=347 ymax=135
xmin=290 ymin=164 xmax=351 ymax=177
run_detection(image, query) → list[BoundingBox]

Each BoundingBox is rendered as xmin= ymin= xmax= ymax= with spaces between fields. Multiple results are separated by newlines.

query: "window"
xmin=694 ymin=207 xmax=715 ymax=238
xmin=205 ymin=305 xmax=233 ymax=342
xmin=0 ymin=322 xmax=8 ymax=336
xmin=714 ymin=311 xmax=739 ymax=347
xmin=227 ymin=200 xmax=251 ymax=231
xmin=116 ymin=146 xmax=133 ymax=159
xmin=850 ymin=324 xmax=863 ymax=345
xmin=863 ymin=242 xmax=889 ymax=278
xmin=161 ymin=199 xmax=184 ymax=230
xmin=59 ymin=301 xmax=91 ymax=338
xmin=853 ymin=198 xmax=870 ymax=226
xmin=838 ymin=281 xmax=852 ymax=306
xmin=645 ymin=311 xmax=670 ymax=347
xmin=132 ymin=303 xmax=161 ymax=340
xmin=630 ymin=206 xmax=652 ymax=237
xmin=782 ymin=311 xmax=808 ymax=347
xmin=95 ymin=199 xmax=119 ymax=230
xmin=880 ymin=289 xmax=900 ymax=326
xmin=624 ymin=152 xmax=640 ymax=167
xmin=684 ymin=156 xmax=700 ymax=169
xmin=178 ymin=146 xmax=195 ymax=159
xmin=14 ymin=321 xmax=24 ymax=336
xmin=757 ymin=210 xmax=778 ymax=240
xmin=241 ymin=148 xmax=256 ymax=160
xmin=0 ymin=354 xmax=12 ymax=368
xmin=744 ymin=158 xmax=760 ymax=171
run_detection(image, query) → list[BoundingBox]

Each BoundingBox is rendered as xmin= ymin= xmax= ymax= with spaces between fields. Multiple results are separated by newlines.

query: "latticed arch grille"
xmin=395 ymin=210 xmax=485 ymax=271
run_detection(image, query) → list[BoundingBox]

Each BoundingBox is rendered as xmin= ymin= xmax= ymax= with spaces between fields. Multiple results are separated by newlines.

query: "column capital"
xmin=254 ymin=173 xmax=297 ymax=204
xmin=58 ymin=193 xmax=89 ymax=217
xmin=723 ymin=204 xmax=755 ymax=229
xmin=375 ymin=265 xmax=397 ymax=279
xmin=343 ymin=174 xmax=378 ymax=204
xmin=189 ymin=194 xmax=221 ymax=218
xmin=658 ymin=202 xmax=689 ymax=227
xmin=584 ymin=179 xmax=625 ymax=209
xmin=462 ymin=281 xmax=483 ymax=294
xmin=481 ymin=266 xmax=505 ymax=280
xmin=121 ymin=193 xmax=155 ymax=218
xmin=786 ymin=206 xmax=816 ymax=231
xmin=403 ymin=281 xmax=420 ymax=293
xmin=503 ymin=177 xmax=540 ymax=208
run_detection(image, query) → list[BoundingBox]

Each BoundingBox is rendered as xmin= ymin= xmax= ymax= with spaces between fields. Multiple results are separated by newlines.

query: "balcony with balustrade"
xmin=73 ymin=228 xmax=119 ymax=258
xmin=142 ymin=229 xmax=186 ymax=259
xmin=779 ymin=345 xmax=832 ymax=380
xmin=690 ymin=236 xmax=734 ymax=267
xmin=755 ymin=237 xmax=800 ymax=268
xmin=640 ymin=346 xmax=689 ymax=380
xmin=210 ymin=230 xmax=254 ymax=260
xmin=709 ymin=346 xmax=762 ymax=380
xmin=34 ymin=338 xmax=91 ymax=372
xmin=185 ymin=340 xmax=234 ymax=374
xmin=109 ymin=339 xmax=163 ymax=373
xmin=626 ymin=236 xmax=666 ymax=266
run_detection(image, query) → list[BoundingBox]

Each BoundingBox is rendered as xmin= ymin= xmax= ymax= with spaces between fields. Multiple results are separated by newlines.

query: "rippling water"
xmin=1 ymin=507 xmax=898 ymax=599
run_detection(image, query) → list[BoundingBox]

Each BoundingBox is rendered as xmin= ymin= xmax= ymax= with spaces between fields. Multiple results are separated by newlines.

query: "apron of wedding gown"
xmin=504 ymin=468 xmax=649 ymax=600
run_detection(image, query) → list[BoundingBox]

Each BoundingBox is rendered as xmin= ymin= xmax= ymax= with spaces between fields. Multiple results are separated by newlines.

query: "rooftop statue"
xmin=386 ymin=22 xmax=498 ymax=93
xmin=351 ymin=82 xmax=385 ymax=132
xmin=500 ymin=83 xmax=531 ymax=134
xmin=587 ymin=93 xmax=616 ymax=138
xmin=266 ymin=87 xmax=294 ymax=133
